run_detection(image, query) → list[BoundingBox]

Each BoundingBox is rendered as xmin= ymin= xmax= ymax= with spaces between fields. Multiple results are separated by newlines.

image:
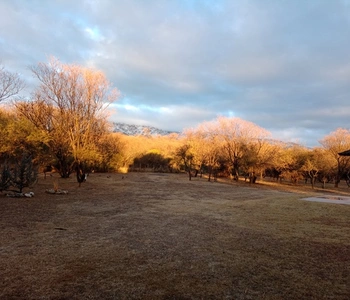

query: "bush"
xmin=0 ymin=153 xmax=38 ymax=193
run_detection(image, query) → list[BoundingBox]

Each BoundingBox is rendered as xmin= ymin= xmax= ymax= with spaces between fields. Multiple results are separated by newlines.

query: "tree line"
xmin=1 ymin=58 xmax=350 ymax=192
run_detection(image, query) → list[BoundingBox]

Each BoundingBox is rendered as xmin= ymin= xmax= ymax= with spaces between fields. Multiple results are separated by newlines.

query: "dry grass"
xmin=0 ymin=172 xmax=349 ymax=299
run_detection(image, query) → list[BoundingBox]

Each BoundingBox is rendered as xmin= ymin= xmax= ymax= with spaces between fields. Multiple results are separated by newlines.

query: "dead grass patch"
xmin=0 ymin=172 xmax=349 ymax=299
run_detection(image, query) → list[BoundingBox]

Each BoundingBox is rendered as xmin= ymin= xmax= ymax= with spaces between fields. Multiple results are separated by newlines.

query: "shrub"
xmin=0 ymin=153 xmax=38 ymax=193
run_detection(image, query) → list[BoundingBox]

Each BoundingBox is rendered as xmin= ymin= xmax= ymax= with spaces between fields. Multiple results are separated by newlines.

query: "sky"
xmin=1 ymin=0 xmax=350 ymax=147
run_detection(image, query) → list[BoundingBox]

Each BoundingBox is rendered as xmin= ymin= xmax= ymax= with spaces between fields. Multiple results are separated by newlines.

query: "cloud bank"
xmin=1 ymin=0 xmax=350 ymax=146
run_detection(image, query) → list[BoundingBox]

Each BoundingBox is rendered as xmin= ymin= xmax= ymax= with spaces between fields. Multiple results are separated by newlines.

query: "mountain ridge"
xmin=112 ymin=122 xmax=179 ymax=136
xmin=112 ymin=122 xmax=303 ymax=148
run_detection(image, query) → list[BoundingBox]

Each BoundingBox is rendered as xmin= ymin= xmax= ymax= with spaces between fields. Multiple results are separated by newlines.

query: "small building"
xmin=338 ymin=150 xmax=350 ymax=156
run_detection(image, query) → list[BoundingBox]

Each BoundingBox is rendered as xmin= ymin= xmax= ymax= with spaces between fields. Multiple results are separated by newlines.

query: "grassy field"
xmin=0 ymin=172 xmax=349 ymax=299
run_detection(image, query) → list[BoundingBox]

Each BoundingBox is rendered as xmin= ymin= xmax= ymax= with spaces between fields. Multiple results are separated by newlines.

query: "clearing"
xmin=0 ymin=172 xmax=349 ymax=299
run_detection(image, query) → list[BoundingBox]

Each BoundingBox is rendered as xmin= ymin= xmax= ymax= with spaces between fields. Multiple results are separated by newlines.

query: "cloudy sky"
xmin=1 ymin=0 xmax=350 ymax=147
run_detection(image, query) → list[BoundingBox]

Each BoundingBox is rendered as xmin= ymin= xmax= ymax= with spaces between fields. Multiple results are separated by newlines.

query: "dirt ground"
xmin=0 ymin=172 xmax=349 ymax=299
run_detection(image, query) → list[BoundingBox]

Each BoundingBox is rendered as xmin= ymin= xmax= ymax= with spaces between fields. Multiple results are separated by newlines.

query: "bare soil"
xmin=0 ymin=172 xmax=349 ymax=299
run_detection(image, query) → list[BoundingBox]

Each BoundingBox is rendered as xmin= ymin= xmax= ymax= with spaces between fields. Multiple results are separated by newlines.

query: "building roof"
xmin=338 ymin=149 xmax=350 ymax=156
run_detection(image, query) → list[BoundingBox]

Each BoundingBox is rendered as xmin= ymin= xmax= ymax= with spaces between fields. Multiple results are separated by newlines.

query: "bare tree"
xmin=215 ymin=117 xmax=271 ymax=181
xmin=16 ymin=57 xmax=119 ymax=179
xmin=319 ymin=128 xmax=350 ymax=187
xmin=0 ymin=65 xmax=25 ymax=102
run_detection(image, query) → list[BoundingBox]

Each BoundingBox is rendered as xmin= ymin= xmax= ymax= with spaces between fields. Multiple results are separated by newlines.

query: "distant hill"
xmin=112 ymin=122 xmax=179 ymax=136
xmin=112 ymin=123 xmax=302 ymax=147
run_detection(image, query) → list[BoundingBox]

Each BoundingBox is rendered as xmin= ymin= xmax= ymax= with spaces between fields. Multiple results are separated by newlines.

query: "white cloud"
xmin=1 ymin=0 xmax=350 ymax=146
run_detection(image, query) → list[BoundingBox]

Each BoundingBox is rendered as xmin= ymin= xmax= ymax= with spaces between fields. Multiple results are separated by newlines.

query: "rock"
xmin=45 ymin=189 xmax=68 ymax=195
xmin=6 ymin=191 xmax=35 ymax=198
xmin=24 ymin=192 xmax=34 ymax=198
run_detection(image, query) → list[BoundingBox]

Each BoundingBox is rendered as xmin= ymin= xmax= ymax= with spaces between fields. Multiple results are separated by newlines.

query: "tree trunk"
xmin=335 ymin=159 xmax=341 ymax=187
xmin=58 ymin=160 xmax=71 ymax=178
xmin=208 ymin=166 xmax=212 ymax=182
xmin=232 ymin=158 xmax=240 ymax=181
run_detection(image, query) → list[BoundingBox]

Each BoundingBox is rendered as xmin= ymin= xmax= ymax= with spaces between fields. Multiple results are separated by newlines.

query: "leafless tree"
xmin=16 ymin=57 xmax=119 ymax=179
xmin=0 ymin=65 xmax=25 ymax=102
xmin=215 ymin=117 xmax=270 ymax=181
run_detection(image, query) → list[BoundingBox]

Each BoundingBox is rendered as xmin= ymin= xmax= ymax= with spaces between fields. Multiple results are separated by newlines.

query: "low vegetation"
xmin=1 ymin=172 xmax=349 ymax=299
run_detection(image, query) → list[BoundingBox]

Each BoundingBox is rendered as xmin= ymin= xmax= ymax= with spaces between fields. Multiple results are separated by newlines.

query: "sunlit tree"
xmin=299 ymin=147 xmax=334 ymax=189
xmin=184 ymin=121 xmax=223 ymax=181
xmin=268 ymin=144 xmax=308 ymax=184
xmin=15 ymin=57 xmax=119 ymax=178
xmin=215 ymin=116 xmax=271 ymax=180
xmin=96 ymin=132 xmax=124 ymax=172
xmin=175 ymin=144 xmax=194 ymax=180
xmin=184 ymin=128 xmax=207 ymax=177
xmin=319 ymin=128 xmax=350 ymax=187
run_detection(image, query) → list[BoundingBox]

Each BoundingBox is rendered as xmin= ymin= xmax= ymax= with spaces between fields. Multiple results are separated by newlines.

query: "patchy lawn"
xmin=0 ymin=172 xmax=349 ymax=299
